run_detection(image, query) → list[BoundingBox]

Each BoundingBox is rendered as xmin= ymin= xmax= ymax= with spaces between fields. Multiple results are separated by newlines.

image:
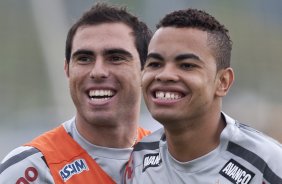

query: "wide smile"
xmin=88 ymin=89 xmax=116 ymax=102
xmin=151 ymin=90 xmax=185 ymax=105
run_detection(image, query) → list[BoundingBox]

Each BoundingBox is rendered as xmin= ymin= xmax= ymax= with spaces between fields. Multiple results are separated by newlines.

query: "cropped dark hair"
xmin=65 ymin=3 xmax=152 ymax=68
xmin=157 ymin=8 xmax=232 ymax=70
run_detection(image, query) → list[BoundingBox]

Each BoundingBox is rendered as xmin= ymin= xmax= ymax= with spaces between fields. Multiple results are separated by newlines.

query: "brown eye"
xmin=145 ymin=60 xmax=161 ymax=69
xmin=109 ymin=55 xmax=126 ymax=62
xmin=75 ymin=55 xmax=94 ymax=64
xmin=79 ymin=56 xmax=91 ymax=62
xmin=147 ymin=62 xmax=160 ymax=68
xmin=180 ymin=63 xmax=195 ymax=70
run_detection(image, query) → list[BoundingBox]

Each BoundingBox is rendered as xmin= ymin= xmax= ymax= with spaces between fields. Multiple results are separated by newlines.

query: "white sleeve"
xmin=0 ymin=146 xmax=54 ymax=184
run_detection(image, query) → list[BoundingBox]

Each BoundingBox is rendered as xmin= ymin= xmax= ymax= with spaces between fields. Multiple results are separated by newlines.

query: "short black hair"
xmin=65 ymin=3 xmax=152 ymax=69
xmin=157 ymin=8 xmax=232 ymax=70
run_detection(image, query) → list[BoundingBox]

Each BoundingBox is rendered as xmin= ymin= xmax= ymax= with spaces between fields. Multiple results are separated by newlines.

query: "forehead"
xmin=148 ymin=27 xmax=212 ymax=60
xmin=72 ymin=23 xmax=137 ymax=54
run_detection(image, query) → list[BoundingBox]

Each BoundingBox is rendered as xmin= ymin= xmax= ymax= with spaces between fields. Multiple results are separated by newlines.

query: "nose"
xmin=155 ymin=64 xmax=179 ymax=82
xmin=89 ymin=59 xmax=109 ymax=79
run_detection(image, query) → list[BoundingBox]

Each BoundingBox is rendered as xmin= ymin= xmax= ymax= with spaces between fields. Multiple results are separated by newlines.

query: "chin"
xmin=84 ymin=112 xmax=114 ymax=124
xmin=152 ymin=114 xmax=175 ymax=125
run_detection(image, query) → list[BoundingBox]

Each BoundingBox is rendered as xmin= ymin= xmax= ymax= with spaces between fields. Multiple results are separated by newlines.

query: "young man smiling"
xmin=0 ymin=3 xmax=151 ymax=184
xmin=124 ymin=8 xmax=282 ymax=184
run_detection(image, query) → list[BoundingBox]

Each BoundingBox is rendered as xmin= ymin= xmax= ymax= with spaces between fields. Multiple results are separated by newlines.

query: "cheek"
xmin=134 ymin=71 xmax=142 ymax=84
xmin=68 ymin=72 xmax=79 ymax=87
xmin=68 ymin=69 xmax=87 ymax=93
xmin=69 ymin=65 xmax=89 ymax=80
xmin=141 ymin=76 xmax=149 ymax=94
xmin=141 ymin=71 xmax=154 ymax=87
xmin=141 ymin=72 xmax=156 ymax=101
xmin=128 ymin=69 xmax=142 ymax=86
xmin=191 ymin=70 xmax=215 ymax=86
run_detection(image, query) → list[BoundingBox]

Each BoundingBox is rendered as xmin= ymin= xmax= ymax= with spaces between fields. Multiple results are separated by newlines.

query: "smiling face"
xmin=65 ymin=23 xmax=141 ymax=127
xmin=142 ymin=27 xmax=233 ymax=128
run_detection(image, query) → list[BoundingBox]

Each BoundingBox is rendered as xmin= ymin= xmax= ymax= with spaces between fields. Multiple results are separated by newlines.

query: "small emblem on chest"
xmin=142 ymin=153 xmax=162 ymax=172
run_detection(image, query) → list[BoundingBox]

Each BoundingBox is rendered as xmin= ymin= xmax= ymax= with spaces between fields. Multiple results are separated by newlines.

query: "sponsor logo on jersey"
xmin=59 ymin=159 xmax=89 ymax=182
xmin=219 ymin=159 xmax=255 ymax=184
xmin=142 ymin=153 xmax=162 ymax=172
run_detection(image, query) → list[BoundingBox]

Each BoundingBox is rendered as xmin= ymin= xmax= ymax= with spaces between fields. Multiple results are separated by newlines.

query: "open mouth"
xmin=154 ymin=91 xmax=184 ymax=100
xmin=88 ymin=89 xmax=115 ymax=101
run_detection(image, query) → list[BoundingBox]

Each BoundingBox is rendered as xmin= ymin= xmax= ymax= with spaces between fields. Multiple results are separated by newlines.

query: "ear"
xmin=215 ymin=67 xmax=234 ymax=97
xmin=64 ymin=59 xmax=70 ymax=78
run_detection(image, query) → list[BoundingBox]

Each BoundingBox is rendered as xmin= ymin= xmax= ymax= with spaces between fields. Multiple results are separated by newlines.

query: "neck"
xmin=165 ymin=113 xmax=225 ymax=162
xmin=75 ymin=115 xmax=139 ymax=148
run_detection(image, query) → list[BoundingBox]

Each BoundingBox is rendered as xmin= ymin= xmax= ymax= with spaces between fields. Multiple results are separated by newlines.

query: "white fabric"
xmin=125 ymin=113 xmax=282 ymax=184
xmin=0 ymin=117 xmax=132 ymax=183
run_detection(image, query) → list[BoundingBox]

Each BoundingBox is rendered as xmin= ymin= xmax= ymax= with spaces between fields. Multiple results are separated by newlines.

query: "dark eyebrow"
xmin=103 ymin=48 xmax=133 ymax=59
xmin=147 ymin=53 xmax=164 ymax=61
xmin=175 ymin=53 xmax=200 ymax=61
xmin=72 ymin=49 xmax=94 ymax=58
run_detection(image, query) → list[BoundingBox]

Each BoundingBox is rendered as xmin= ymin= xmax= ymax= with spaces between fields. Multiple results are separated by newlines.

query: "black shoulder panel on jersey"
xmin=0 ymin=147 xmax=40 ymax=174
xmin=133 ymin=141 xmax=159 ymax=152
xmin=227 ymin=141 xmax=282 ymax=184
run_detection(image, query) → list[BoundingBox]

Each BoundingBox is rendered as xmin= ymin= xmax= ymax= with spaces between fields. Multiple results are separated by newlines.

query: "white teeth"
xmin=90 ymin=97 xmax=111 ymax=101
xmin=89 ymin=90 xmax=114 ymax=98
xmin=155 ymin=91 xmax=182 ymax=100
xmin=156 ymin=92 xmax=165 ymax=98
xmin=165 ymin=93 xmax=170 ymax=99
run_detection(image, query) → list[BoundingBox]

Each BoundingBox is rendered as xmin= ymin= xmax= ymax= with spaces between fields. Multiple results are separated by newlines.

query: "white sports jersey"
xmin=124 ymin=113 xmax=282 ymax=184
xmin=0 ymin=117 xmax=132 ymax=184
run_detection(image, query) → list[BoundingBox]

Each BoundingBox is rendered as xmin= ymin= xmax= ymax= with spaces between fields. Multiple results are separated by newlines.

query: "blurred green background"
xmin=1 ymin=0 xmax=282 ymax=159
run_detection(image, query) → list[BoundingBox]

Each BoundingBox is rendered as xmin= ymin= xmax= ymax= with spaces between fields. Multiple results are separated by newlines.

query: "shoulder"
xmin=0 ymin=146 xmax=53 ymax=183
xmin=223 ymin=114 xmax=282 ymax=180
xmin=230 ymin=121 xmax=282 ymax=157
xmin=224 ymin=113 xmax=282 ymax=156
